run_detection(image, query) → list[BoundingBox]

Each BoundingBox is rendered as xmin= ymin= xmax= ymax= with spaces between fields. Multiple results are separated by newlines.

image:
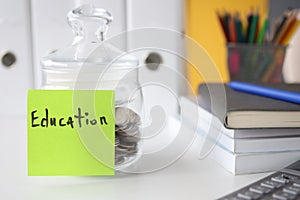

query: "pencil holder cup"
xmin=227 ymin=43 xmax=288 ymax=83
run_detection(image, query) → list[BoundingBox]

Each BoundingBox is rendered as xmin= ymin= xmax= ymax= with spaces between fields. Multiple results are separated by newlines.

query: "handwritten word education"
xmin=30 ymin=108 xmax=109 ymax=129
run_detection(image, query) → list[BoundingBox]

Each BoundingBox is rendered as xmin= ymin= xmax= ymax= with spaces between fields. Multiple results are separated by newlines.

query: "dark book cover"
xmin=198 ymin=83 xmax=300 ymax=128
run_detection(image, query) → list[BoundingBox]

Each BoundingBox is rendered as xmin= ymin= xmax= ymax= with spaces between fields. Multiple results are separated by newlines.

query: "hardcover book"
xmin=198 ymin=83 xmax=300 ymax=128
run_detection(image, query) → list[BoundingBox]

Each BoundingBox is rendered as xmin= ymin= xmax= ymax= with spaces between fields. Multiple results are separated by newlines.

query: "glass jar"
xmin=41 ymin=5 xmax=143 ymax=170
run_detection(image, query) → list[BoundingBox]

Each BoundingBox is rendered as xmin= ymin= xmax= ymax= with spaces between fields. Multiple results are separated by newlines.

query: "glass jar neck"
xmin=73 ymin=20 xmax=108 ymax=43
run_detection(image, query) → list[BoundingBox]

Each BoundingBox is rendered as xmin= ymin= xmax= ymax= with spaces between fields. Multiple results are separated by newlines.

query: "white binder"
xmin=0 ymin=0 xmax=33 ymax=115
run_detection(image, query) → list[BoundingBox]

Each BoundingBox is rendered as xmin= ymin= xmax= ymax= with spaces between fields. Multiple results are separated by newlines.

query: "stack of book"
xmin=180 ymin=82 xmax=300 ymax=175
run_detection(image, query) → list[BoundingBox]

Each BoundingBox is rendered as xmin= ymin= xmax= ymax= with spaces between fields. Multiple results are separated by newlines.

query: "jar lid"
xmin=41 ymin=5 xmax=138 ymax=69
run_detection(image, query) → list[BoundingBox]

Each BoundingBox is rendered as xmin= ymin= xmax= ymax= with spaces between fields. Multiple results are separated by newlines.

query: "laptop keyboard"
xmin=219 ymin=172 xmax=300 ymax=200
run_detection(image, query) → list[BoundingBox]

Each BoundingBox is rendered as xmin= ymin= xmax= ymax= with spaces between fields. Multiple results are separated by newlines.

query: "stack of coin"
xmin=115 ymin=107 xmax=141 ymax=166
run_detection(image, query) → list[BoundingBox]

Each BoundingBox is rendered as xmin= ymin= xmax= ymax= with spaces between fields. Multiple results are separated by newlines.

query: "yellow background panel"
xmin=185 ymin=0 xmax=268 ymax=93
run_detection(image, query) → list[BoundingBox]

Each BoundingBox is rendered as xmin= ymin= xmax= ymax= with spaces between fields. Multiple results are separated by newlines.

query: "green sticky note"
xmin=27 ymin=90 xmax=115 ymax=176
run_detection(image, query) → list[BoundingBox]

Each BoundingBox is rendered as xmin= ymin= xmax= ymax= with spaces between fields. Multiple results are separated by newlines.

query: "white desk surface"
xmin=0 ymin=116 xmax=270 ymax=200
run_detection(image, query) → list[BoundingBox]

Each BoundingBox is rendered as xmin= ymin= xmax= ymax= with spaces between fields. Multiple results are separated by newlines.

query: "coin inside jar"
xmin=115 ymin=107 xmax=141 ymax=166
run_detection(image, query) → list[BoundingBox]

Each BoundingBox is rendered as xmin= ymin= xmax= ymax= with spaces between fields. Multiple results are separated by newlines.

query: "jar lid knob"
xmin=68 ymin=5 xmax=113 ymax=41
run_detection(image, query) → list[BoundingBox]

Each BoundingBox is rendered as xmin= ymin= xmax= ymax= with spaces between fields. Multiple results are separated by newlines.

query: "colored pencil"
xmin=272 ymin=10 xmax=289 ymax=42
xmin=280 ymin=10 xmax=300 ymax=45
xmin=216 ymin=10 xmax=230 ymax=42
xmin=275 ymin=10 xmax=297 ymax=44
xmin=229 ymin=15 xmax=237 ymax=43
xmin=248 ymin=7 xmax=259 ymax=43
xmin=281 ymin=20 xmax=300 ymax=45
xmin=257 ymin=18 xmax=268 ymax=44
xmin=235 ymin=13 xmax=244 ymax=43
